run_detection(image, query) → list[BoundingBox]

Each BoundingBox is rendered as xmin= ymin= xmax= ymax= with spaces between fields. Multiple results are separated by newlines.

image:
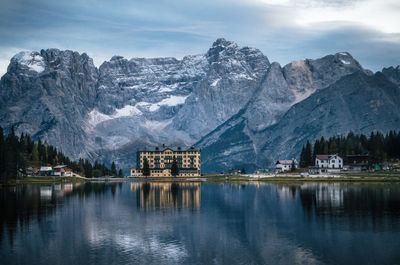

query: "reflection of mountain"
xmin=131 ymin=182 xmax=201 ymax=210
xmin=0 ymin=183 xmax=121 ymax=245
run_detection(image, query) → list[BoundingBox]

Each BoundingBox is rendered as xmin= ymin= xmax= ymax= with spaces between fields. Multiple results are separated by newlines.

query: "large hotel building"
xmin=130 ymin=145 xmax=201 ymax=177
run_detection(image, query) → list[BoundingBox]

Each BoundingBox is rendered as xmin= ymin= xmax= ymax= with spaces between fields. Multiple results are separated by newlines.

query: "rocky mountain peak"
xmin=9 ymin=51 xmax=46 ymax=74
xmin=382 ymin=65 xmax=400 ymax=86
xmin=206 ymin=38 xmax=239 ymax=62
xmin=111 ymin=55 xmax=124 ymax=61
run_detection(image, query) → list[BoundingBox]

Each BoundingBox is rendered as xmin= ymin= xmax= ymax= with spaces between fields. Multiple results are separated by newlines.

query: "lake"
xmin=1 ymin=181 xmax=400 ymax=265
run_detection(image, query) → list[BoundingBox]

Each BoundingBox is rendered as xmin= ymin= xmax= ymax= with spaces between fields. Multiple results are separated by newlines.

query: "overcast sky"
xmin=0 ymin=0 xmax=399 ymax=76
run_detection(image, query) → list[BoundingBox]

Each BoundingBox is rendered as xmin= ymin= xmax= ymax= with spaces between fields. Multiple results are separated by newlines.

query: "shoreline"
xmin=1 ymin=172 xmax=400 ymax=186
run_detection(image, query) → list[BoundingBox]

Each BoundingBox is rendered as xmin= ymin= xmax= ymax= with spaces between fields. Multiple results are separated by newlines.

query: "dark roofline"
xmin=138 ymin=146 xmax=201 ymax=152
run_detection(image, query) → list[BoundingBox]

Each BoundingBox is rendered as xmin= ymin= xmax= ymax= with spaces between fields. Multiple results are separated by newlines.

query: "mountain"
xmin=199 ymin=71 xmax=400 ymax=172
xmin=0 ymin=49 xmax=98 ymax=159
xmin=0 ymin=39 xmax=399 ymax=173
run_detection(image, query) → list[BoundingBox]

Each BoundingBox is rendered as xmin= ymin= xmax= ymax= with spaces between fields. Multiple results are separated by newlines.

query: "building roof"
xmin=138 ymin=146 xmax=200 ymax=152
xmin=40 ymin=166 xmax=52 ymax=171
xmin=276 ymin=159 xmax=297 ymax=165
xmin=316 ymin=154 xmax=341 ymax=160
xmin=53 ymin=165 xmax=68 ymax=169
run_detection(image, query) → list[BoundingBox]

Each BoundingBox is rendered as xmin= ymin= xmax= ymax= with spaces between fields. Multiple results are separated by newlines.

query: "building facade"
xmin=275 ymin=159 xmax=298 ymax=172
xmin=315 ymin=154 xmax=343 ymax=169
xmin=131 ymin=146 xmax=201 ymax=177
xmin=345 ymin=154 xmax=369 ymax=171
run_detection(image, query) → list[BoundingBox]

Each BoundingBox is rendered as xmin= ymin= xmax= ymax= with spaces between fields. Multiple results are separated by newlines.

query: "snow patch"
xmin=113 ymin=105 xmax=142 ymax=117
xmin=159 ymin=95 xmax=188 ymax=106
xmin=339 ymin=52 xmax=348 ymax=56
xmin=140 ymin=95 xmax=189 ymax=112
xmin=87 ymin=105 xmax=142 ymax=127
xmin=12 ymin=51 xmax=46 ymax=73
xmin=158 ymin=83 xmax=178 ymax=92
xmin=340 ymin=59 xmax=351 ymax=65
xmin=140 ymin=119 xmax=172 ymax=131
xmin=210 ymin=78 xmax=220 ymax=87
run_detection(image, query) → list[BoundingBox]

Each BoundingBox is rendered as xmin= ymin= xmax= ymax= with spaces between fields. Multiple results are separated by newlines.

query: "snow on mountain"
xmin=12 ymin=51 xmax=46 ymax=73
xmin=1 ymin=39 xmax=397 ymax=173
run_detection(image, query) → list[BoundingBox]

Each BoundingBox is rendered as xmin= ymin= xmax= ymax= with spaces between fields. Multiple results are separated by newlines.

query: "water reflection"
xmin=131 ymin=182 xmax=201 ymax=210
xmin=1 ymin=182 xmax=400 ymax=265
xmin=0 ymin=182 xmax=121 ymax=246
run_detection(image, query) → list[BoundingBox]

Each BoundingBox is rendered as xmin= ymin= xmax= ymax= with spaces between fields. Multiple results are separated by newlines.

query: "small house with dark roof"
xmin=275 ymin=159 xmax=298 ymax=173
xmin=345 ymin=154 xmax=369 ymax=171
xmin=315 ymin=154 xmax=343 ymax=171
xmin=53 ymin=165 xmax=73 ymax=177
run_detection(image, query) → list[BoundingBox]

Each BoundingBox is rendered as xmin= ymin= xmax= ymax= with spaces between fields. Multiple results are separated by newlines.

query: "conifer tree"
xmin=143 ymin=158 xmax=150 ymax=176
xmin=291 ymin=160 xmax=296 ymax=172
xmin=111 ymin=161 xmax=117 ymax=176
xmin=78 ymin=158 xmax=85 ymax=176
xmin=171 ymin=158 xmax=179 ymax=177
xmin=31 ymin=144 xmax=39 ymax=161
xmin=0 ymin=126 xmax=5 ymax=182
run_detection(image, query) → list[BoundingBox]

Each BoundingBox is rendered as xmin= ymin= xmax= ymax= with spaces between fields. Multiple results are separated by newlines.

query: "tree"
xmin=143 ymin=158 xmax=150 ymax=177
xmin=300 ymin=145 xmax=306 ymax=168
xmin=78 ymin=158 xmax=85 ymax=176
xmin=291 ymin=160 xmax=296 ymax=172
xmin=300 ymin=141 xmax=313 ymax=168
xmin=305 ymin=141 xmax=312 ymax=166
xmin=31 ymin=144 xmax=39 ymax=161
xmin=241 ymin=168 xmax=246 ymax=174
xmin=92 ymin=169 xmax=102 ymax=178
xmin=171 ymin=158 xmax=179 ymax=177
xmin=0 ymin=126 xmax=5 ymax=182
xmin=4 ymin=126 xmax=19 ymax=180
xmin=111 ymin=161 xmax=117 ymax=176
xmin=118 ymin=169 xmax=123 ymax=178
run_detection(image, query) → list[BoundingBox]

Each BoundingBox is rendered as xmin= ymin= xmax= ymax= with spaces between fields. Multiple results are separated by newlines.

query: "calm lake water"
xmin=1 ymin=181 xmax=400 ymax=265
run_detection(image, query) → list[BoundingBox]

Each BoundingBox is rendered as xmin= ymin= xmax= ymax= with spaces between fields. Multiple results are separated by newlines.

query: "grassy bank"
xmin=0 ymin=176 xmax=87 ymax=186
xmin=202 ymin=173 xmax=400 ymax=183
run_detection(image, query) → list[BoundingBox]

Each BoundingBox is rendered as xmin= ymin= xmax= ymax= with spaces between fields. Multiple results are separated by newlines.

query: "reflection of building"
xmin=131 ymin=145 xmax=201 ymax=177
xmin=131 ymin=182 xmax=201 ymax=210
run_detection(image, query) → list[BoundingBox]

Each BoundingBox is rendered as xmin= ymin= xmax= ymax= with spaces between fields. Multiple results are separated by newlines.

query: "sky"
xmin=0 ymin=0 xmax=399 ymax=76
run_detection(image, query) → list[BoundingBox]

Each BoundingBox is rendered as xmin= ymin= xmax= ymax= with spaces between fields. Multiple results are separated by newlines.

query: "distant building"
xmin=53 ymin=165 xmax=73 ymax=177
xmin=275 ymin=159 xmax=298 ymax=173
xmin=25 ymin=167 xmax=39 ymax=176
xmin=313 ymin=154 xmax=343 ymax=173
xmin=345 ymin=154 xmax=369 ymax=171
xmin=131 ymin=145 xmax=201 ymax=177
xmin=39 ymin=166 xmax=53 ymax=176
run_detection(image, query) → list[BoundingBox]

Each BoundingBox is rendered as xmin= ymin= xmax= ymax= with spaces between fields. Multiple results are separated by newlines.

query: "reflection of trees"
xmin=134 ymin=182 xmax=201 ymax=210
xmin=297 ymin=184 xmax=400 ymax=226
xmin=0 ymin=183 xmax=120 ymax=246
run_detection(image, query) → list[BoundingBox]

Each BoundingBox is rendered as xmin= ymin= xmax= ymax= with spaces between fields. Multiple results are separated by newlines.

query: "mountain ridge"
xmin=0 ymin=39 xmax=398 ymax=173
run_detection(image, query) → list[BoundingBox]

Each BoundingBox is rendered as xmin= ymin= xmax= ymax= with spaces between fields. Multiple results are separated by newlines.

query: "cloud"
xmin=0 ymin=0 xmax=399 ymax=76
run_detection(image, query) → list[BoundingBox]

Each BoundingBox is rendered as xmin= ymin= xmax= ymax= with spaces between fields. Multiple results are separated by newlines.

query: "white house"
xmin=315 ymin=154 xmax=343 ymax=169
xmin=53 ymin=165 xmax=73 ymax=177
xmin=39 ymin=166 xmax=53 ymax=176
xmin=276 ymin=159 xmax=298 ymax=172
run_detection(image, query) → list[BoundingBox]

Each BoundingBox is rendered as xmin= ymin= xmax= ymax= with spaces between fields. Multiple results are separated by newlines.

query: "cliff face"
xmin=1 ymin=39 xmax=399 ymax=172
xmin=0 ymin=49 xmax=98 ymax=159
xmin=199 ymin=71 xmax=400 ymax=172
